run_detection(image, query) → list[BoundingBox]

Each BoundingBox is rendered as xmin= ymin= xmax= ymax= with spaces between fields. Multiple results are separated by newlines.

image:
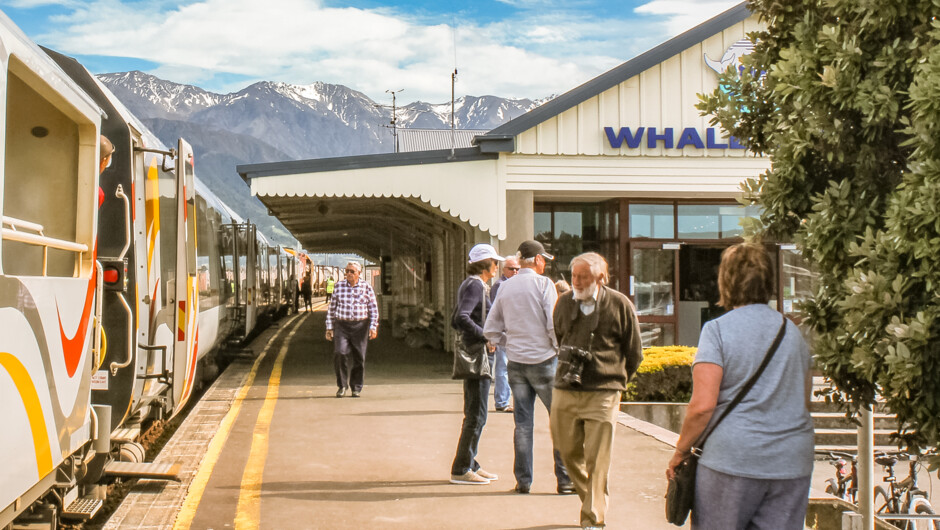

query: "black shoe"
xmin=513 ymin=484 xmax=530 ymax=494
xmin=351 ymin=390 xmax=361 ymax=398
xmin=336 ymin=387 xmax=346 ymax=398
xmin=557 ymin=482 xmax=576 ymax=495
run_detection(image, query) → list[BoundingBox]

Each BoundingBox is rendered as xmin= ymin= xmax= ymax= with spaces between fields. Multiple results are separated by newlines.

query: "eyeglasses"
xmin=507 ymin=267 xmax=520 ymax=271
xmin=344 ymin=268 xmax=358 ymax=274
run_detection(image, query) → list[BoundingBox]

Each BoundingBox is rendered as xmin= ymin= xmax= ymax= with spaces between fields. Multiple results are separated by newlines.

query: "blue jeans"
xmin=492 ymin=346 xmax=511 ymax=408
xmin=508 ymin=357 xmax=569 ymax=487
xmin=451 ymin=365 xmax=493 ymax=475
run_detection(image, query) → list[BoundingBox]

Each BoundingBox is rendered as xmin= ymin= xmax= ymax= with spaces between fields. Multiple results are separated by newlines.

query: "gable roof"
xmin=481 ymin=2 xmax=750 ymax=142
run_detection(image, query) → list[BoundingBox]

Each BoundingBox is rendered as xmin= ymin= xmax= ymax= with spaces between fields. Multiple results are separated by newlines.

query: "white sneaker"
xmin=476 ymin=468 xmax=498 ymax=481
xmin=450 ymin=470 xmax=490 ymax=485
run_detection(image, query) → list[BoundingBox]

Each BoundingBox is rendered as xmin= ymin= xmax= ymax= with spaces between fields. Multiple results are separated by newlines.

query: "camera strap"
xmin=559 ymin=287 xmax=604 ymax=351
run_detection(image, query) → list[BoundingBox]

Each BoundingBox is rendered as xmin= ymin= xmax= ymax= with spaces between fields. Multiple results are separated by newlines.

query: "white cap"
xmin=468 ymin=243 xmax=506 ymax=263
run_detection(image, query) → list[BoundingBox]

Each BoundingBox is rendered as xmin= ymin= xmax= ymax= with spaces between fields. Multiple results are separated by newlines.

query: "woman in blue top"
xmin=666 ymin=243 xmax=814 ymax=529
xmin=450 ymin=243 xmax=504 ymax=485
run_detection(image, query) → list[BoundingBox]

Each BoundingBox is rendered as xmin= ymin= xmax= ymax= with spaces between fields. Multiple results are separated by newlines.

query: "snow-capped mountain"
xmin=97 ymin=71 xmax=547 ymax=244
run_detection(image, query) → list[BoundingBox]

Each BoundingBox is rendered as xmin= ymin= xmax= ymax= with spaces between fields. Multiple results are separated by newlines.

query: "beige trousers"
xmin=550 ymin=388 xmax=621 ymax=528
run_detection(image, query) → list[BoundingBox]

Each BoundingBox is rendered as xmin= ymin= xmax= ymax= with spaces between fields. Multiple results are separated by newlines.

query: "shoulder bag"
xmin=451 ymin=279 xmax=494 ymax=380
xmin=665 ymin=316 xmax=788 ymax=526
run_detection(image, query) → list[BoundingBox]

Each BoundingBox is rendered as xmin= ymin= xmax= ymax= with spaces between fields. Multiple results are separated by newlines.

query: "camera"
xmin=559 ymin=345 xmax=593 ymax=387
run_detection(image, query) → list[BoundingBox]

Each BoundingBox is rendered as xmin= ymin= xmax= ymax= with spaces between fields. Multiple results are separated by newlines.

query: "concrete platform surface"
xmin=103 ymin=308 xmax=684 ymax=530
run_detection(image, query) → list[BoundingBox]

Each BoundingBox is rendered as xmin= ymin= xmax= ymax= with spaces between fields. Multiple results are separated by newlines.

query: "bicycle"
xmin=820 ymin=450 xmax=859 ymax=504
xmin=874 ymin=451 xmax=940 ymax=530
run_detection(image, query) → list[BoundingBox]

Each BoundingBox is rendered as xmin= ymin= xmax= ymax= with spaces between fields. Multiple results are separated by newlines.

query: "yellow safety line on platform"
xmin=173 ymin=312 xmax=307 ymax=530
xmin=234 ymin=313 xmax=304 ymax=529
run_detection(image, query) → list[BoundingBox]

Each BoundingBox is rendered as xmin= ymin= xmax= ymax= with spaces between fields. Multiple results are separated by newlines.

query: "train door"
xmin=171 ymin=139 xmax=199 ymax=412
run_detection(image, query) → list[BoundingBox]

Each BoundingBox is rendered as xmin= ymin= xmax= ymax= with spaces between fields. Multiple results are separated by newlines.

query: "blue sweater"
xmin=453 ymin=276 xmax=490 ymax=346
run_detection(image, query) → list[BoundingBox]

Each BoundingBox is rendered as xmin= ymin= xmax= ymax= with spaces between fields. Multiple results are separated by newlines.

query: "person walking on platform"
xmin=551 ymin=252 xmax=643 ymax=530
xmin=325 ymin=262 xmax=379 ymax=398
xmin=490 ymin=256 xmax=520 ymax=412
xmin=326 ymin=276 xmax=335 ymax=304
xmin=301 ymin=270 xmax=313 ymax=312
xmin=484 ymin=240 xmax=572 ymax=495
xmin=666 ymin=243 xmax=814 ymax=530
xmin=450 ymin=244 xmax=503 ymax=485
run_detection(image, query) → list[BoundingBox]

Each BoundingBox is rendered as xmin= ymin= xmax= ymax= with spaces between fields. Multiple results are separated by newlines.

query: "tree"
xmin=699 ymin=0 xmax=940 ymax=449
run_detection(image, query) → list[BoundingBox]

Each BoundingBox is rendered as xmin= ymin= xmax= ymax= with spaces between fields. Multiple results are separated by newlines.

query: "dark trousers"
xmin=333 ymin=319 xmax=369 ymax=391
xmin=451 ymin=364 xmax=493 ymax=475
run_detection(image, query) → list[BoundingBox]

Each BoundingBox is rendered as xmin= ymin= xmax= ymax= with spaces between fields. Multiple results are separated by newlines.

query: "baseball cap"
xmin=468 ymin=243 xmax=507 ymax=263
xmin=517 ymin=240 xmax=554 ymax=261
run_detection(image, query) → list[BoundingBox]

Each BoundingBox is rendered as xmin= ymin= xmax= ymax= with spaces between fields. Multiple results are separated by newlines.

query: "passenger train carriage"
xmin=0 ymin=11 xmax=301 ymax=528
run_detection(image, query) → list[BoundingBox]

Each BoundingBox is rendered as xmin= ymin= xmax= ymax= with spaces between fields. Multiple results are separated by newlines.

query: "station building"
xmin=238 ymin=2 xmax=810 ymax=347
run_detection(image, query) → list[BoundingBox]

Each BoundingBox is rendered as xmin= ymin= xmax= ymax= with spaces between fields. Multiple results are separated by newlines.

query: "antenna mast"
xmin=450 ymin=20 xmax=458 ymax=160
xmin=385 ymin=88 xmax=403 ymax=153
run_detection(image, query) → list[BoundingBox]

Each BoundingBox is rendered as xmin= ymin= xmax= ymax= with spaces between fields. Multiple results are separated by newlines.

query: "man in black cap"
xmin=484 ymin=239 xmax=572 ymax=495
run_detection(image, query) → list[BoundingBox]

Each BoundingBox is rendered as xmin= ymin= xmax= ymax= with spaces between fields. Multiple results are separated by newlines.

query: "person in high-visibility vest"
xmin=326 ymin=276 xmax=335 ymax=304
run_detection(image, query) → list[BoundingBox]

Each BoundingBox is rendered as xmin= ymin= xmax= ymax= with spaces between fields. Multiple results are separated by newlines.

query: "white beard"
xmin=572 ymin=282 xmax=597 ymax=301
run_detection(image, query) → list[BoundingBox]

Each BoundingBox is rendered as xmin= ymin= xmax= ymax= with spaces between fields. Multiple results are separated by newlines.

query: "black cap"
xmin=518 ymin=239 xmax=554 ymax=261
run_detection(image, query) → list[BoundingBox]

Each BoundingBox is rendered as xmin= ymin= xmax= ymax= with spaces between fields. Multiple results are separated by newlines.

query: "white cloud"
xmin=32 ymin=0 xmax=741 ymax=103
xmin=635 ymin=0 xmax=742 ymax=35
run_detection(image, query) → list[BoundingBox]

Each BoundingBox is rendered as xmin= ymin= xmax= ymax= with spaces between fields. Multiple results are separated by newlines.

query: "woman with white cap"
xmin=450 ymin=243 xmax=504 ymax=485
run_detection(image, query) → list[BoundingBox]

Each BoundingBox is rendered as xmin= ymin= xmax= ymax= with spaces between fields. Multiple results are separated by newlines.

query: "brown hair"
xmin=717 ymin=243 xmax=775 ymax=309
xmin=467 ymin=258 xmax=495 ymax=276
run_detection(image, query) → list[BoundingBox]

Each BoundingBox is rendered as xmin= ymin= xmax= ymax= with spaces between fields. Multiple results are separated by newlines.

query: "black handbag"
xmin=451 ymin=337 xmax=493 ymax=380
xmin=665 ymin=316 xmax=788 ymax=526
xmin=451 ymin=278 xmax=494 ymax=380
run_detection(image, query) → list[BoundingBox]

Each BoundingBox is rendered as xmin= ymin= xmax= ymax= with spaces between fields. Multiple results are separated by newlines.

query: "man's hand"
xmin=369 ymin=329 xmax=378 ymax=340
xmin=325 ymin=330 xmax=333 ymax=341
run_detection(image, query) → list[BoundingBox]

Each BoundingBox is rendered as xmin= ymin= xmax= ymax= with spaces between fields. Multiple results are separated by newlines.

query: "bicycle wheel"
xmin=907 ymin=497 xmax=939 ymax=530
xmin=825 ymin=479 xmax=843 ymax=499
xmin=874 ymin=486 xmax=893 ymax=514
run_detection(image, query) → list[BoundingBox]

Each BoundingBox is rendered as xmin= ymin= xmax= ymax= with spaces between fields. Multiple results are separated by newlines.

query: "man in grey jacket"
xmin=484 ymin=240 xmax=572 ymax=495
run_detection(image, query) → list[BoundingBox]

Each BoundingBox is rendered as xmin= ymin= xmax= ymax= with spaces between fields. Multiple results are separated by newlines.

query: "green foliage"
xmin=699 ymin=0 xmax=940 ymax=449
xmin=624 ymin=365 xmax=693 ymax=402
xmin=623 ymin=347 xmax=696 ymax=402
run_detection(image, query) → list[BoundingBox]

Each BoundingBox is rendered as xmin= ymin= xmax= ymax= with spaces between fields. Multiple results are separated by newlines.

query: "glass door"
xmin=629 ymin=242 xmax=678 ymax=346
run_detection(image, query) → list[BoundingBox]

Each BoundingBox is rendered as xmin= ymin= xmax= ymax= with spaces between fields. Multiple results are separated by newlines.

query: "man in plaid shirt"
xmin=325 ymin=262 xmax=379 ymax=397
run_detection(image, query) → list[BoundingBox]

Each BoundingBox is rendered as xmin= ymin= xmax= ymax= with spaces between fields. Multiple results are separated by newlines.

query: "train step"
xmin=61 ymin=497 xmax=103 ymax=520
xmin=104 ymin=461 xmax=182 ymax=481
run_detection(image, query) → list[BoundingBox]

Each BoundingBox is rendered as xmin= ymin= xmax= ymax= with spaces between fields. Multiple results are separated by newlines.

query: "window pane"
xmin=640 ymin=323 xmax=675 ymax=348
xmin=677 ymin=204 xmax=720 ymax=239
xmin=719 ymin=205 xmax=762 ymax=238
xmin=534 ymin=211 xmax=552 ymax=242
xmin=629 ymin=204 xmax=674 ymax=238
xmin=631 ymin=248 xmax=674 ymax=316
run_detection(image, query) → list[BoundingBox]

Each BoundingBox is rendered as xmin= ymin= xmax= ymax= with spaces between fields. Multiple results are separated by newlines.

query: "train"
xmin=0 ymin=11 xmax=303 ymax=529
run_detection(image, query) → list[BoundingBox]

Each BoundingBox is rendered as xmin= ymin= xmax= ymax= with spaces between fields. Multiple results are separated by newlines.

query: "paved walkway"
xmin=104 ymin=307 xmax=680 ymax=529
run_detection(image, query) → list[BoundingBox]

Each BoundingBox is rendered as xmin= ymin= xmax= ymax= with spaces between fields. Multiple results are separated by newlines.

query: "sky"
xmin=0 ymin=0 xmax=742 ymax=104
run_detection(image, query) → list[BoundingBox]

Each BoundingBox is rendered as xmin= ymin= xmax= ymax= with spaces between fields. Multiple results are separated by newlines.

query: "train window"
xmin=195 ymin=196 xmax=220 ymax=300
xmin=2 ymin=63 xmax=95 ymax=277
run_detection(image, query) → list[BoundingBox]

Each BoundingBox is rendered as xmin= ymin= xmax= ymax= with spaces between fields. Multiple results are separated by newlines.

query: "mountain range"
xmin=98 ymin=71 xmax=545 ymax=245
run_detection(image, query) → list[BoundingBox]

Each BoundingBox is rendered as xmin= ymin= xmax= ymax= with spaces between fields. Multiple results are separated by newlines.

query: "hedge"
xmin=623 ymin=346 xmax=696 ymax=402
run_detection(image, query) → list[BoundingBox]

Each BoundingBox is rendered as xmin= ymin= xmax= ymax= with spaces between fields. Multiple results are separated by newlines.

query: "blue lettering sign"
xmin=604 ymin=126 xmax=748 ymax=150
xmin=604 ymin=127 xmax=644 ymax=149
xmin=729 ymin=136 xmax=747 ymax=149
xmin=676 ymin=128 xmax=705 ymax=149
xmin=706 ymin=128 xmax=728 ymax=149
xmin=647 ymin=127 xmax=674 ymax=149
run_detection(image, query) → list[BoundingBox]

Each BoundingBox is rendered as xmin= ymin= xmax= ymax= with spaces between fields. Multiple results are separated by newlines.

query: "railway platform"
xmin=103 ymin=303 xmax=679 ymax=530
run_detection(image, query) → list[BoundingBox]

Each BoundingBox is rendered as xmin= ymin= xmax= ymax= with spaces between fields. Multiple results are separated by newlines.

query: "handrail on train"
xmin=1 ymin=216 xmax=88 ymax=276
xmin=2 ymin=215 xmax=44 ymax=233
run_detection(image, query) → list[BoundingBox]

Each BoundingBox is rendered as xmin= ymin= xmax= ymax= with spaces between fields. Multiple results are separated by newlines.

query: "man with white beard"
xmin=550 ymin=252 xmax=643 ymax=530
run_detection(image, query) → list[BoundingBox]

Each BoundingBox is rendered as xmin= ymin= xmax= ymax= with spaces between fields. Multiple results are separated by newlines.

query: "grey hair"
xmin=517 ymin=253 xmax=538 ymax=267
xmin=569 ymin=252 xmax=608 ymax=285
xmin=345 ymin=262 xmax=362 ymax=273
